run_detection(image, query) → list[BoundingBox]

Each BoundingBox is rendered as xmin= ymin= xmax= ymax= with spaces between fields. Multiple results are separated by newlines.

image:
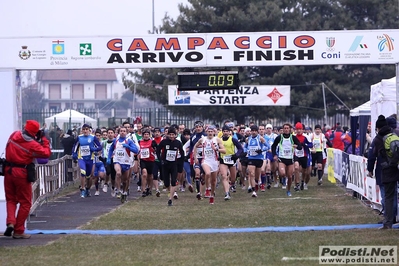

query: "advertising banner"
xmin=168 ymin=85 xmax=290 ymax=106
xmin=0 ymin=29 xmax=397 ymax=69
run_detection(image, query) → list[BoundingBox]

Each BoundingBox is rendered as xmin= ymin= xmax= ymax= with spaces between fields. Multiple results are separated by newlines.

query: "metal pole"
xmin=132 ymin=83 xmax=136 ymax=119
xmin=322 ymin=83 xmax=328 ymax=122
xmin=152 ymin=0 xmax=155 ymax=34
xmin=69 ymin=70 xmax=72 ymax=130
xmin=396 ymin=63 xmax=399 ymax=119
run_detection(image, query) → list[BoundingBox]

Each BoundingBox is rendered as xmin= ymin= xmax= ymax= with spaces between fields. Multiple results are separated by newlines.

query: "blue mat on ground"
xmin=26 ymin=224 xmax=398 ymax=235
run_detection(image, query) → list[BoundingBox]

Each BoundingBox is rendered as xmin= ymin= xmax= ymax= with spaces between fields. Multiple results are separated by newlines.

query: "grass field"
xmin=0 ymin=177 xmax=398 ymax=266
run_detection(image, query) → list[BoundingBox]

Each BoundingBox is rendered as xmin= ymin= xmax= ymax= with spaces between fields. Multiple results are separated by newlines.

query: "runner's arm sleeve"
xmin=271 ymin=135 xmax=281 ymax=156
xmin=292 ymin=135 xmax=302 ymax=150
xmin=232 ymin=138 xmax=243 ymax=157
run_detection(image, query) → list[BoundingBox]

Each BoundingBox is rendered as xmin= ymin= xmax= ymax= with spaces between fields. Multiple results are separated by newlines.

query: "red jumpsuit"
xmin=4 ymin=131 xmax=51 ymax=235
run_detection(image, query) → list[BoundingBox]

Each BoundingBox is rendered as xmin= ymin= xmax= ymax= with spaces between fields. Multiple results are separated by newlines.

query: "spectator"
xmin=3 ymin=120 xmax=51 ymax=239
xmin=61 ymin=129 xmax=75 ymax=156
xmin=330 ymin=124 xmax=345 ymax=151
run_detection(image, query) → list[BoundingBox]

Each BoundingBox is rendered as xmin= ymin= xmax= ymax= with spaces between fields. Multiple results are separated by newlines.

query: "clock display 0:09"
xmin=208 ymin=74 xmax=236 ymax=87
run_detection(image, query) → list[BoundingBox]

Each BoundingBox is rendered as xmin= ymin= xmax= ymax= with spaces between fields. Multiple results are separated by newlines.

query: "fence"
xmin=30 ymin=155 xmax=80 ymax=217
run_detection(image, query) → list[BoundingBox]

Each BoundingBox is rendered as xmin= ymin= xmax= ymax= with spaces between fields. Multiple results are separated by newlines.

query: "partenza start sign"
xmin=0 ymin=29 xmax=397 ymax=69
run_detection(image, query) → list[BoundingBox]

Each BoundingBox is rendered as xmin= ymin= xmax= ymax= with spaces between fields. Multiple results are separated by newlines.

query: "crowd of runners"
xmin=71 ymin=120 xmax=334 ymax=205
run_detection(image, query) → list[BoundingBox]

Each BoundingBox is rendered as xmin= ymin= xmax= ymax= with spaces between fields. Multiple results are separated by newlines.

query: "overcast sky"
xmin=0 ymin=0 xmax=188 ymax=38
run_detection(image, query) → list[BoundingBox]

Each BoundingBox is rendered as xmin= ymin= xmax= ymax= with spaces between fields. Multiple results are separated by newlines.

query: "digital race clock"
xmin=177 ymin=71 xmax=239 ymax=91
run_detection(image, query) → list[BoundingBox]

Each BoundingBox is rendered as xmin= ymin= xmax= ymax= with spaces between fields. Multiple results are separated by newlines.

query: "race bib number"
xmin=283 ymin=148 xmax=293 ymax=157
xmin=249 ymin=147 xmax=258 ymax=156
xmin=295 ymin=149 xmax=304 ymax=157
xmin=141 ymin=148 xmax=150 ymax=159
xmin=204 ymin=149 xmax=214 ymax=156
xmin=313 ymin=140 xmax=321 ymax=149
xmin=166 ymin=150 xmax=177 ymax=161
xmin=80 ymin=145 xmax=90 ymax=157
xmin=223 ymin=155 xmax=233 ymax=164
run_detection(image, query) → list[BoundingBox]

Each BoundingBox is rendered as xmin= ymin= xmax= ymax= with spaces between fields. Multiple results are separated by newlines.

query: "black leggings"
xmin=162 ymin=162 xmax=178 ymax=188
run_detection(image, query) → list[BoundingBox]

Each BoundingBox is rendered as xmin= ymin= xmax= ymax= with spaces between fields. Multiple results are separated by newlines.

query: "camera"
xmin=35 ymin=129 xmax=44 ymax=141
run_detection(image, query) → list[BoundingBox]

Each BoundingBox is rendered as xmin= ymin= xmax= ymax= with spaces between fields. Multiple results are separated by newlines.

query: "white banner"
xmin=168 ymin=85 xmax=290 ymax=106
xmin=346 ymin=154 xmax=367 ymax=195
xmin=0 ymin=29 xmax=398 ymax=69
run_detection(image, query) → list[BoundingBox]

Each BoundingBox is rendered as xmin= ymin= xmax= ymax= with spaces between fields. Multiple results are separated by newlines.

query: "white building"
xmin=37 ymin=69 xmax=125 ymax=111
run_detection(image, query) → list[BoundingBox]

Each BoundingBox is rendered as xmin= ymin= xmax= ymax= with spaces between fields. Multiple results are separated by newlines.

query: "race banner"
xmin=326 ymin=148 xmax=336 ymax=184
xmin=346 ymin=154 xmax=367 ymax=196
xmin=168 ymin=85 xmax=290 ymax=106
xmin=0 ymin=29 xmax=397 ymax=69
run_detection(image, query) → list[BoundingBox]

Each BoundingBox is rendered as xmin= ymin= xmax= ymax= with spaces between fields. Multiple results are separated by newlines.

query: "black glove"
xmin=231 ymin=154 xmax=238 ymax=161
xmin=256 ymin=149 xmax=263 ymax=154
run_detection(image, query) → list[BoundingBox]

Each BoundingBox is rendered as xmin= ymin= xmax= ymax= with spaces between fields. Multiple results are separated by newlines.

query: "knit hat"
xmin=295 ymin=122 xmax=303 ymax=130
xmin=386 ymin=116 xmax=397 ymax=129
xmin=375 ymin=115 xmax=387 ymax=129
xmin=25 ymin=120 xmax=40 ymax=136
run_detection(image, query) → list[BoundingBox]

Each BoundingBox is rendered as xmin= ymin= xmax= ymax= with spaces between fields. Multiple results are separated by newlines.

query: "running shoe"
xmin=156 ymin=190 xmax=161 ymax=197
xmin=188 ymin=184 xmax=194 ymax=193
xmin=204 ymin=189 xmax=211 ymax=198
xmin=294 ymin=184 xmax=300 ymax=192
xmin=111 ymin=189 xmax=116 ymax=197
xmin=251 ymin=191 xmax=257 ymax=198
xmin=94 ymin=190 xmax=100 ymax=196
xmin=260 ymin=184 xmax=265 ymax=192
xmin=116 ymin=191 xmax=121 ymax=199
xmin=247 ymin=187 xmax=253 ymax=193
xmin=303 ymin=183 xmax=308 ymax=190
xmin=137 ymin=186 xmax=142 ymax=192
xmin=300 ymin=182 xmax=304 ymax=191
xmin=173 ymin=192 xmax=179 ymax=199
xmin=318 ymin=179 xmax=323 ymax=186
xmin=168 ymin=199 xmax=173 ymax=206
xmin=80 ymin=189 xmax=85 ymax=198
xmin=102 ymin=184 xmax=108 ymax=193
xmin=142 ymin=191 xmax=147 ymax=197
xmin=209 ymin=196 xmax=214 ymax=204
xmin=267 ymin=183 xmax=271 ymax=190
xmin=287 ymin=191 xmax=292 ymax=197
xmin=273 ymin=182 xmax=279 ymax=188
xmin=224 ymin=193 xmax=231 ymax=201
xmin=85 ymin=189 xmax=91 ymax=197
xmin=196 ymin=193 xmax=202 ymax=200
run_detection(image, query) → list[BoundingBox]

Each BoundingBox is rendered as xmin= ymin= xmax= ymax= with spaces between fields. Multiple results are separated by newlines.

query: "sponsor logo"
xmin=174 ymin=91 xmax=190 ymax=104
xmin=348 ymin=36 xmax=368 ymax=52
xmin=267 ymin=88 xmax=283 ymax=104
xmin=19 ymin=46 xmax=31 ymax=60
xmin=321 ymin=37 xmax=340 ymax=59
xmin=52 ymin=40 xmax=65 ymax=55
xmin=377 ymin=34 xmax=394 ymax=52
xmin=79 ymin=43 xmax=92 ymax=55
xmin=325 ymin=37 xmax=335 ymax=51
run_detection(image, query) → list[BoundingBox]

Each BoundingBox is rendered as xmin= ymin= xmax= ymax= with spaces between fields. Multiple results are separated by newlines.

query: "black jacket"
xmin=373 ymin=125 xmax=399 ymax=183
xmin=61 ymin=134 xmax=76 ymax=155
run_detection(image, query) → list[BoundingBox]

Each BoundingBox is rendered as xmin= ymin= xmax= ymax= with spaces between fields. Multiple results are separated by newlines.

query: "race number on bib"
xmin=223 ymin=155 xmax=233 ymax=164
xmin=141 ymin=148 xmax=150 ymax=159
xmin=80 ymin=145 xmax=90 ymax=157
xmin=166 ymin=150 xmax=177 ymax=161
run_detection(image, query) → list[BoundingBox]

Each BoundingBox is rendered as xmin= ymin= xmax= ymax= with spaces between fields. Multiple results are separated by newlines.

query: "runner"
xmin=107 ymin=126 xmax=139 ymax=203
xmin=72 ymin=124 xmax=102 ymax=198
xmin=293 ymin=122 xmax=313 ymax=191
xmin=219 ymin=125 xmax=243 ymax=200
xmin=156 ymin=127 xmax=185 ymax=206
xmin=271 ymin=123 xmax=302 ymax=197
xmin=244 ymin=125 xmax=268 ymax=198
xmin=138 ymin=128 xmax=158 ymax=197
xmin=193 ymin=125 xmax=226 ymax=204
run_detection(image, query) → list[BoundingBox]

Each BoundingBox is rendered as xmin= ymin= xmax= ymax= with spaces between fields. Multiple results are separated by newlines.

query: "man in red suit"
xmin=3 ymin=120 xmax=51 ymax=239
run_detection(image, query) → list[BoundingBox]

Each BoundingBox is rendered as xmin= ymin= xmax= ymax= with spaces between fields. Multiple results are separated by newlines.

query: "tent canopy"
xmin=350 ymin=101 xmax=371 ymax=117
xmin=45 ymin=109 xmax=96 ymax=130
